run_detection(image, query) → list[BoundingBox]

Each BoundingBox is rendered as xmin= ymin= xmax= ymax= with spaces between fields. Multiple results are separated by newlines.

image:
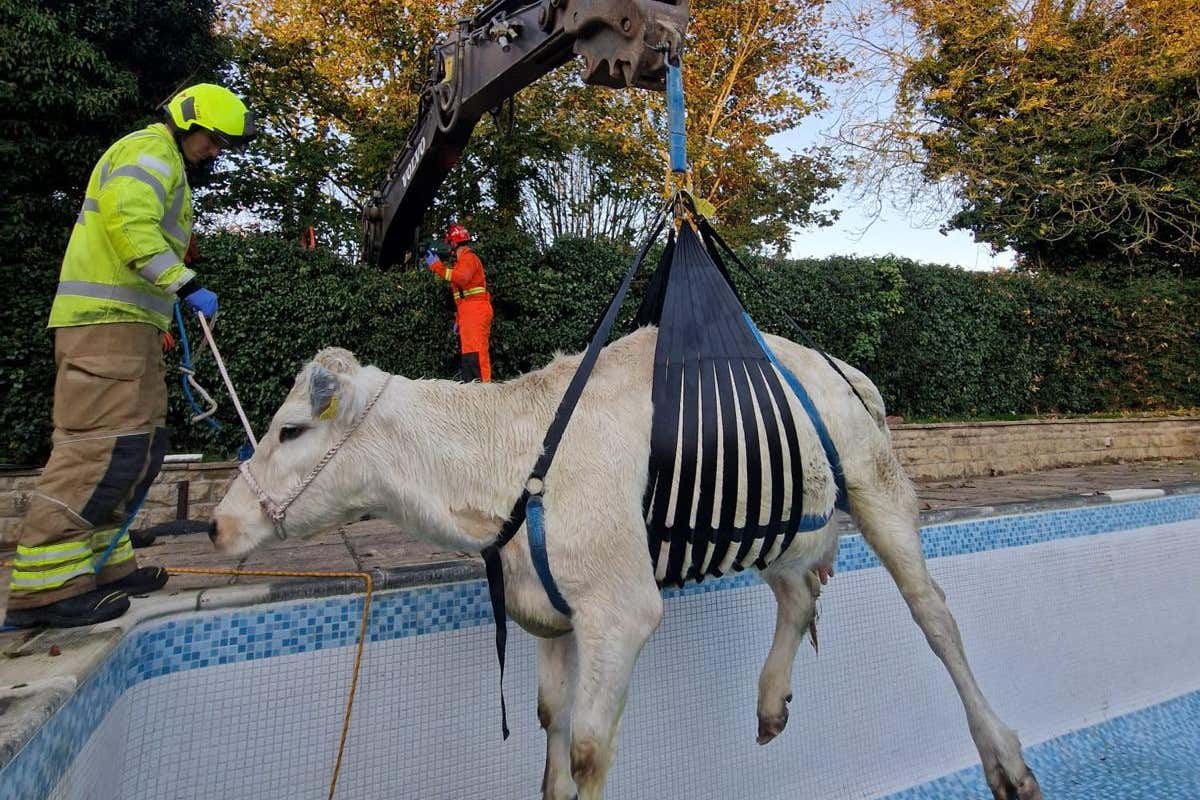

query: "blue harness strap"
xmin=746 ymin=315 xmax=850 ymax=513
xmin=526 ymin=495 xmax=571 ymax=616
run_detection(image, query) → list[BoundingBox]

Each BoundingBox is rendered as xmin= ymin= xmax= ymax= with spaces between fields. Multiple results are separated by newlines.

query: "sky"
xmin=773 ymin=122 xmax=1016 ymax=271
xmin=765 ymin=0 xmax=1017 ymax=272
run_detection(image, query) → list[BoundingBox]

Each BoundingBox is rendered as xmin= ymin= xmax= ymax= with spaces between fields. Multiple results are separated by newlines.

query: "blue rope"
xmin=1 ymin=504 xmax=146 ymax=627
xmin=175 ymin=302 xmax=220 ymax=431
xmin=89 ymin=306 xmax=230 ymax=579
xmin=93 ymin=306 xmax=208 ymax=577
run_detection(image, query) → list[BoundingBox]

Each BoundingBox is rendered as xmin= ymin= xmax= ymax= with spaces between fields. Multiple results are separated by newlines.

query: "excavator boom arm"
xmin=361 ymin=0 xmax=688 ymax=266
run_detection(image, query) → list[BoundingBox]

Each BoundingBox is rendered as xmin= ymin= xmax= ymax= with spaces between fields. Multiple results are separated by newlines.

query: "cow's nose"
xmin=207 ymin=520 xmax=218 ymax=543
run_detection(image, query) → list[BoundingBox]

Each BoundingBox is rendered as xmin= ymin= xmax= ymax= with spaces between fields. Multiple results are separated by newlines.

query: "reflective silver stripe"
xmin=103 ymin=165 xmax=167 ymax=205
xmin=57 ymin=280 xmax=174 ymax=317
xmin=14 ymin=543 xmax=91 ymax=566
xmin=101 ymin=539 xmax=135 ymax=566
xmin=162 ymin=184 xmax=188 ymax=244
xmin=138 ymin=153 xmax=171 ymax=175
xmin=139 ymin=250 xmax=179 ymax=282
xmin=101 ymin=162 xmax=111 ymax=183
xmin=10 ymin=562 xmax=94 ymax=589
xmin=75 ymin=197 xmax=100 ymax=227
xmin=163 ymin=270 xmax=194 ymax=295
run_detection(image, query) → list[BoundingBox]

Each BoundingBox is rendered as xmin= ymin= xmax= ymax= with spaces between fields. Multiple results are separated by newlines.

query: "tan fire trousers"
xmin=7 ymin=323 xmax=168 ymax=609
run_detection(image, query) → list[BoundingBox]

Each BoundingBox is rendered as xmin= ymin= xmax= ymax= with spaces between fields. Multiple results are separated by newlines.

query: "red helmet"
xmin=444 ymin=223 xmax=470 ymax=246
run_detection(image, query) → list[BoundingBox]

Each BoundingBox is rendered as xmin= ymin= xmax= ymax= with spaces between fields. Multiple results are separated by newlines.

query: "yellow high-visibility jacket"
xmin=50 ymin=122 xmax=196 ymax=332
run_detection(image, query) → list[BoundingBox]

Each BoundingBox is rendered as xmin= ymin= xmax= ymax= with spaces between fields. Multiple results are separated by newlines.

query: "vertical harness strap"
xmin=694 ymin=211 xmax=875 ymax=419
xmin=482 ymin=198 xmax=672 ymax=740
xmin=747 ymin=316 xmax=849 ymax=514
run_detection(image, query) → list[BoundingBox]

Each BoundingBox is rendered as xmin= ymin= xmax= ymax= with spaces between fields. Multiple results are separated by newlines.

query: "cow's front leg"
xmin=569 ymin=585 xmax=662 ymax=800
xmin=538 ymin=632 xmax=578 ymax=800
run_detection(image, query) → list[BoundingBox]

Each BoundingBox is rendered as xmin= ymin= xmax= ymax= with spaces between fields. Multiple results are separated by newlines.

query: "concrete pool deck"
xmin=1 ymin=458 xmax=1198 ymax=774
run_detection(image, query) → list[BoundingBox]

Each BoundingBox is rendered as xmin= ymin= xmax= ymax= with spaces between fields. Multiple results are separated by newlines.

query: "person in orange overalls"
xmin=425 ymin=223 xmax=493 ymax=382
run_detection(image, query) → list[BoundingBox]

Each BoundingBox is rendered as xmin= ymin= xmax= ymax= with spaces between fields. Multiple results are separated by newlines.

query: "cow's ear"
xmin=309 ymin=363 xmax=342 ymax=420
xmin=313 ymin=347 xmax=360 ymax=374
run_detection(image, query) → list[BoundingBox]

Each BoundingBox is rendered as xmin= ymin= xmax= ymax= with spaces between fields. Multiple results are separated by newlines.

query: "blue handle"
xmin=666 ymin=59 xmax=687 ymax=174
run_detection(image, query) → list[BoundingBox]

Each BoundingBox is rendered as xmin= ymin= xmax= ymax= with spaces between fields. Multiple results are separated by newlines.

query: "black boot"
xmin=99 ymin=566 xmax=169 ymax=596
xmin=4 ymin=588 xmax=129 ymax=629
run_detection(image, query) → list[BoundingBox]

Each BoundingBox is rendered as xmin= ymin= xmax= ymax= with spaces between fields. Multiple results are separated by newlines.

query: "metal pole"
xmin=196 ymin=312 xmax=259 ymax=449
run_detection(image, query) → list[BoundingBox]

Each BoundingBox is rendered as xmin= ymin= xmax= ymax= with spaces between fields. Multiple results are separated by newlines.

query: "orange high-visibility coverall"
xmin=429 ymin=245 xmax=493 ymax=382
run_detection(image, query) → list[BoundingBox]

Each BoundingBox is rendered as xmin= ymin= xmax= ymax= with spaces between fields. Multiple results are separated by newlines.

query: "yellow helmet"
xmin=165 ymin=83 xmax=256 ymax=146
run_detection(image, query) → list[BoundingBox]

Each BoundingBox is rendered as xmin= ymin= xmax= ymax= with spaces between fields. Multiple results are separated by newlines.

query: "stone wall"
xmin=2 ymin=416 xmax=1198 ymax=547
xmin=889 ymin=416 xmax=1200 ymax=481
xmin=0 ymin=463 xmax=234 ymax=549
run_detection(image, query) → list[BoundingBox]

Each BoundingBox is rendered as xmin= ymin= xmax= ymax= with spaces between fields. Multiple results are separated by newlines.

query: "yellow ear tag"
xmin=319 ymin=395 xmax=339 ymax=421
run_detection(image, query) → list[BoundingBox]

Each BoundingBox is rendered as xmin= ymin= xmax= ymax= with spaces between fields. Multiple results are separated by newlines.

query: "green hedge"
xmin=2 ymin=231 xmax=1197 ymax=465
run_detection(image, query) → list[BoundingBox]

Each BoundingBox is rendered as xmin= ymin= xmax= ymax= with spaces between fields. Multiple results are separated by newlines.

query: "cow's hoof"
xmin=756 ymin=696 xmax=790 ymax=745
xmin=988 ymin=763 xmax=1042 ymax=800
xmin=1008 ymin=771 xmax=1042 ymax=800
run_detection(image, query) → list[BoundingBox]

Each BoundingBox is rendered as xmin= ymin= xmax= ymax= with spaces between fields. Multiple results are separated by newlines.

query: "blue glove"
xmin=184 ymin=287 xmax=219 ymax=320
xmin=424 ymin=249 xmax=438 ymax=267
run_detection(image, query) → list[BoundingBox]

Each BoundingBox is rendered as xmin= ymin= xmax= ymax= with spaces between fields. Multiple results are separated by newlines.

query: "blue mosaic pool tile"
xmin=834 ymin=493 xmax=1200 ymax=576
xmin=0 ymin=637 xmax=138 ymax=800
xmin=883 ymin=690 xmax=1200 ymax=800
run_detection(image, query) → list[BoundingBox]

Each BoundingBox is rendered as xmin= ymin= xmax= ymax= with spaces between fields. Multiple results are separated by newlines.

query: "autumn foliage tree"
xmin=207 ymin=1 xmax=470 ymax=246
xmin=523 ymin=0 xmax=850 ymax=253
xmin=215 ymin=0 xmax=848 ymax=254
xmin=851 ymin=0 xmax=1200 ymax=279
xmin=672 ymin=0 xmax=848 ymax=252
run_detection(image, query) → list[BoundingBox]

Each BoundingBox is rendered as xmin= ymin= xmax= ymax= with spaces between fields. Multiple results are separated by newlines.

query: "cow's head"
xmin=211 ymin=347 xmax=386 ymax=555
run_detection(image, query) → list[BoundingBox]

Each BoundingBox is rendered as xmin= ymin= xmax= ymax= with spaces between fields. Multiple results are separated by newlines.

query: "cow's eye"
xmin=279 ymin=425 xmax=308 ymax=444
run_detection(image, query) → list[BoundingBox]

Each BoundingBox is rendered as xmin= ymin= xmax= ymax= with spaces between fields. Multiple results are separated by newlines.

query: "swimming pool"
xmin=4 ymin=493 xmax=1198 ymax=799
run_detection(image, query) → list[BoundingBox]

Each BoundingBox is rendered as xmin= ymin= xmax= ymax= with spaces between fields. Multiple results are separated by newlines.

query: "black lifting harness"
xmin=480 ymin=191 xmax=871 ymax=738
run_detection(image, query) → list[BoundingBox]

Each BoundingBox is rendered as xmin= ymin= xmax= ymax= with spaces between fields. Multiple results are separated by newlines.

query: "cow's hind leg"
xmin=538 ymin=632 xmax=578 ymax=800
xmin=756 ymin=557 xmax=822 ymax=745
xmin=849 ymin=452 xmax=1042 ymax=800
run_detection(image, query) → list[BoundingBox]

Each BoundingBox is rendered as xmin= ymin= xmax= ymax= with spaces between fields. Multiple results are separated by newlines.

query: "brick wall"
xmin=2 ymin=416 xmax=1198 ymax=547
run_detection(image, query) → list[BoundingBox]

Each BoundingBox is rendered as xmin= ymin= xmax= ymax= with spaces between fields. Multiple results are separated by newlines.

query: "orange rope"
xmin=166 ymin=567 xmax=374 ymax=800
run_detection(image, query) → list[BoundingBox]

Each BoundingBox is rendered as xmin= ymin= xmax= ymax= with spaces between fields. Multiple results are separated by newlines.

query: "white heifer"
xmin=212 ymin=327 xmax=1042 ymax=800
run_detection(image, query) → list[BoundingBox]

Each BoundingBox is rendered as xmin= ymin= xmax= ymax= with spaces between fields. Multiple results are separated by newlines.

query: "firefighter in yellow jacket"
xmin=4 ymin=84 xmax=255 ymax=629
